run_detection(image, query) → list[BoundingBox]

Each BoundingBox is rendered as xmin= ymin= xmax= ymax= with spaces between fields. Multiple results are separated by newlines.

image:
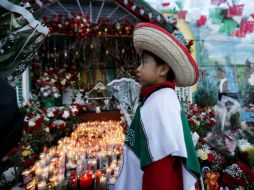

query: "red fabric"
xmin=140 ymin=81 xmax=175 ymax=102
xmin=134 ymin=22 xmax=199 ymax=84
xmin=227 ymin=4 xmax=244 ymax=17
xmin=142 ymin=156 xmax=183 ymax=190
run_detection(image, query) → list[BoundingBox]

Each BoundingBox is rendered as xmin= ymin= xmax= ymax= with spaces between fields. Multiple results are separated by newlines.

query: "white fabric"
xmin=140 ymin=88 xmax=187 ymax=161
xmin=116 ymin=88 xmax=197 ymax=190
xmin=115 ymin=146 xmax=143 ymax=190
xmin=141 ymin=88 xmax=196 ymax=190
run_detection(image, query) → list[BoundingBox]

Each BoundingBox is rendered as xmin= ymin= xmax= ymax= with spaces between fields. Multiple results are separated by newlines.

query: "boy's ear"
xmin=159 ymin=64 xmax=170 ymax=77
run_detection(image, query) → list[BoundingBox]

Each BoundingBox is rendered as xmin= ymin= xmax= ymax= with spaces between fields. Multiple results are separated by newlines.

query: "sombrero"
xmin=133 ymin=22 xmax=199 ymax=87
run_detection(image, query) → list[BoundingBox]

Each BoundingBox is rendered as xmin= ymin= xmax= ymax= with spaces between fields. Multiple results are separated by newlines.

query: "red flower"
xmin=187 ymin=114 xmax=192 ymax=119
xmin=53 ymin=109 xmax=59 ymax=116
xmin=189 ymin=119 xmax=195 ymax=126
xmin=27 ymin=114 xmax=35 ymax=119
xmin=33 ymin=124 xmax=41 ymax=130
xmin=58 ymin=123 xmax=65 ymax=129
xmin=207 ymin=153 xmax=215 ymax=162
xmin=73 ymin=17 xmax=79 ymax=23
xmin=23 ymin=159 xmax=34 ymax=168
xmin=42 ymin=108 xmax=47 ymax=114
xmin=221 ymin=173 xmax=234 ymax=186
xmin=205 ymin=121 xmax=214 ymax=127
xmin=237 ymin=162 xmax=254 ymax=181
xmin=9 ymin=146 xmax=18 ymax=154
xmin=49 ymin=122 xmax=55 ymax=130
xmin=192 ymin=109 xmax=198 ymax=115
xmin=23 ymin=104 xmax=29 ymax=109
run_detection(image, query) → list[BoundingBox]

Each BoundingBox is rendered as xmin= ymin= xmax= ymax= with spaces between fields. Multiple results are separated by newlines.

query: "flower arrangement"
xmin=40 ymin=85 xmax=60 ymax=99
xmin=186 ymin=103 xmax=216 ymax=138
xmin=42 ymin=13 xmax=135 ymax=37
xmin=221 ymin=162 xmax=254 ymax=189
xmin=197 ymin=144 xmax=226 ymax=171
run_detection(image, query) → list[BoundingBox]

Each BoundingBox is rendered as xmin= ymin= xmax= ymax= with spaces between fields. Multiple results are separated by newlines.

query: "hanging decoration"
xmin=115 ymin=0 xmax=175 ymax=33
xmin=43 ymin=14 xmax=135 ymax=38
xmin=172 ymin=0 xmax=254 ymax=38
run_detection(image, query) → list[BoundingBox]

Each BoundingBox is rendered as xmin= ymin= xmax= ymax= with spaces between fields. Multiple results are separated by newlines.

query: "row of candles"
xmin=22 ymin=121 xmax=125 ymax=190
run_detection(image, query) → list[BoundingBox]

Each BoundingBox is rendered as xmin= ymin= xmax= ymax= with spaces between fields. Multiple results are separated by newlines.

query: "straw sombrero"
xmin=133 ymin=22 xmax=199 ymax=87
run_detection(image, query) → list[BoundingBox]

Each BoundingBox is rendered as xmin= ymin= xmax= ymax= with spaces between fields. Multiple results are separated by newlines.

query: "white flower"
xmin=61 ymin=79 xmax=66 ymax=86
xmin=28 ymin=121 xmax=36 ymax=127
xmin=66 ymin=74 xmax=71 ymax=80
xmin=2 ymin=167 xmax=18 ymax=182
xmin=54 ymin=120 xmax=66 ymax=126
xmin=52 ymin=86 xmax=57 ymax=92
xmin=44 ymin=127 xmax=49 ymax=133
xmin=70 ymin=106 xmax=78 ymax=113
xmin=43 ymin=92 xmax=50 ymax=97
xmin=51 ymin=79 xmax=56 ymax=83
xmin=54 ymin=93 xmax=60 ymax=98
xmin=238 ymin=139 xmax=254 ymax=154
xmin=62 ymin=110 xmax=70 ymax=119
xmin=47 ymin=111 xmax=55 ymax=118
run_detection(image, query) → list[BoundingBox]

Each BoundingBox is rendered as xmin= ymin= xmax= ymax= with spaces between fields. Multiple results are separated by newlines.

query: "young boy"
xmin=115 ymin=23 xmax=201 ymax=190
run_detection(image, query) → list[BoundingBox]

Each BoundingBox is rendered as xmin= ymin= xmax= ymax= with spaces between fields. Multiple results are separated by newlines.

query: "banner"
xmin=227 ymin=4 xmax=244 ymax=17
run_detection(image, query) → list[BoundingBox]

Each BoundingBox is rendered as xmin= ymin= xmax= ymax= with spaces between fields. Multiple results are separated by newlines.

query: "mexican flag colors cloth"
xmin=115 ymin=85 xmax=201 ymax=190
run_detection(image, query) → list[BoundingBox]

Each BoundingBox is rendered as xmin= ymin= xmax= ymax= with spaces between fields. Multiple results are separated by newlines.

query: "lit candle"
xmin=35 ymin=167 xmax=43 ymax=177
xmin=25 ymin=177 xmax=38 ymax=190
xmin=106 ymin=168 xmax=112 ymax=181
xmin=108 ymin=177 xmax=116 ymax=190
xmin=68 ymin=176 xmax=77 ymax=189
xmin=37 ymin=181 xmax=47 ymax=190
xmin=114 ymin=167 xmax=119 ymax=178
xmin=79 ymin=172 xmax=93 ymax=189
xmin=41 ymin=171 xmax=48 ymax=181
xmin=99 ymin=175 xmax=107 ymax=190
xmin=95 ymin=170 xmax=101 ymax=189
xmin=89 ymin=159 xmax=97 ymax=172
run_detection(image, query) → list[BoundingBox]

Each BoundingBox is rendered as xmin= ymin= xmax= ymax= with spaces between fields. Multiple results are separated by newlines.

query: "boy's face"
xmin=136 ymin=53 xmax=169 ymax=87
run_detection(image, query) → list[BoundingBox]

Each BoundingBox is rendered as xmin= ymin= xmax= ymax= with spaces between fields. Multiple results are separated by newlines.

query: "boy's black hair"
xmin=142 ymin=50 xmax=175 ymax=82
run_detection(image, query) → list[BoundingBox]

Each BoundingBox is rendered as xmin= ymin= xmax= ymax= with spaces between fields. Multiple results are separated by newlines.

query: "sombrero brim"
xmin=133 ymin=23 xmax=199 ymax=87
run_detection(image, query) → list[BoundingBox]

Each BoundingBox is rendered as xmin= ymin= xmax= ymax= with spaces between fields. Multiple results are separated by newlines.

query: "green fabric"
xmin=181 ymin=110 xmax=201 ymax=177
xmin=219 ymin=19 xmax=238 ymax=35
xmin=209 ymin=8 xmax=223 ymax=24
xmin=125 ymin=104 xmax=201 ymax=176
xmin=125 ymin=106 xmax=153 ymax=169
